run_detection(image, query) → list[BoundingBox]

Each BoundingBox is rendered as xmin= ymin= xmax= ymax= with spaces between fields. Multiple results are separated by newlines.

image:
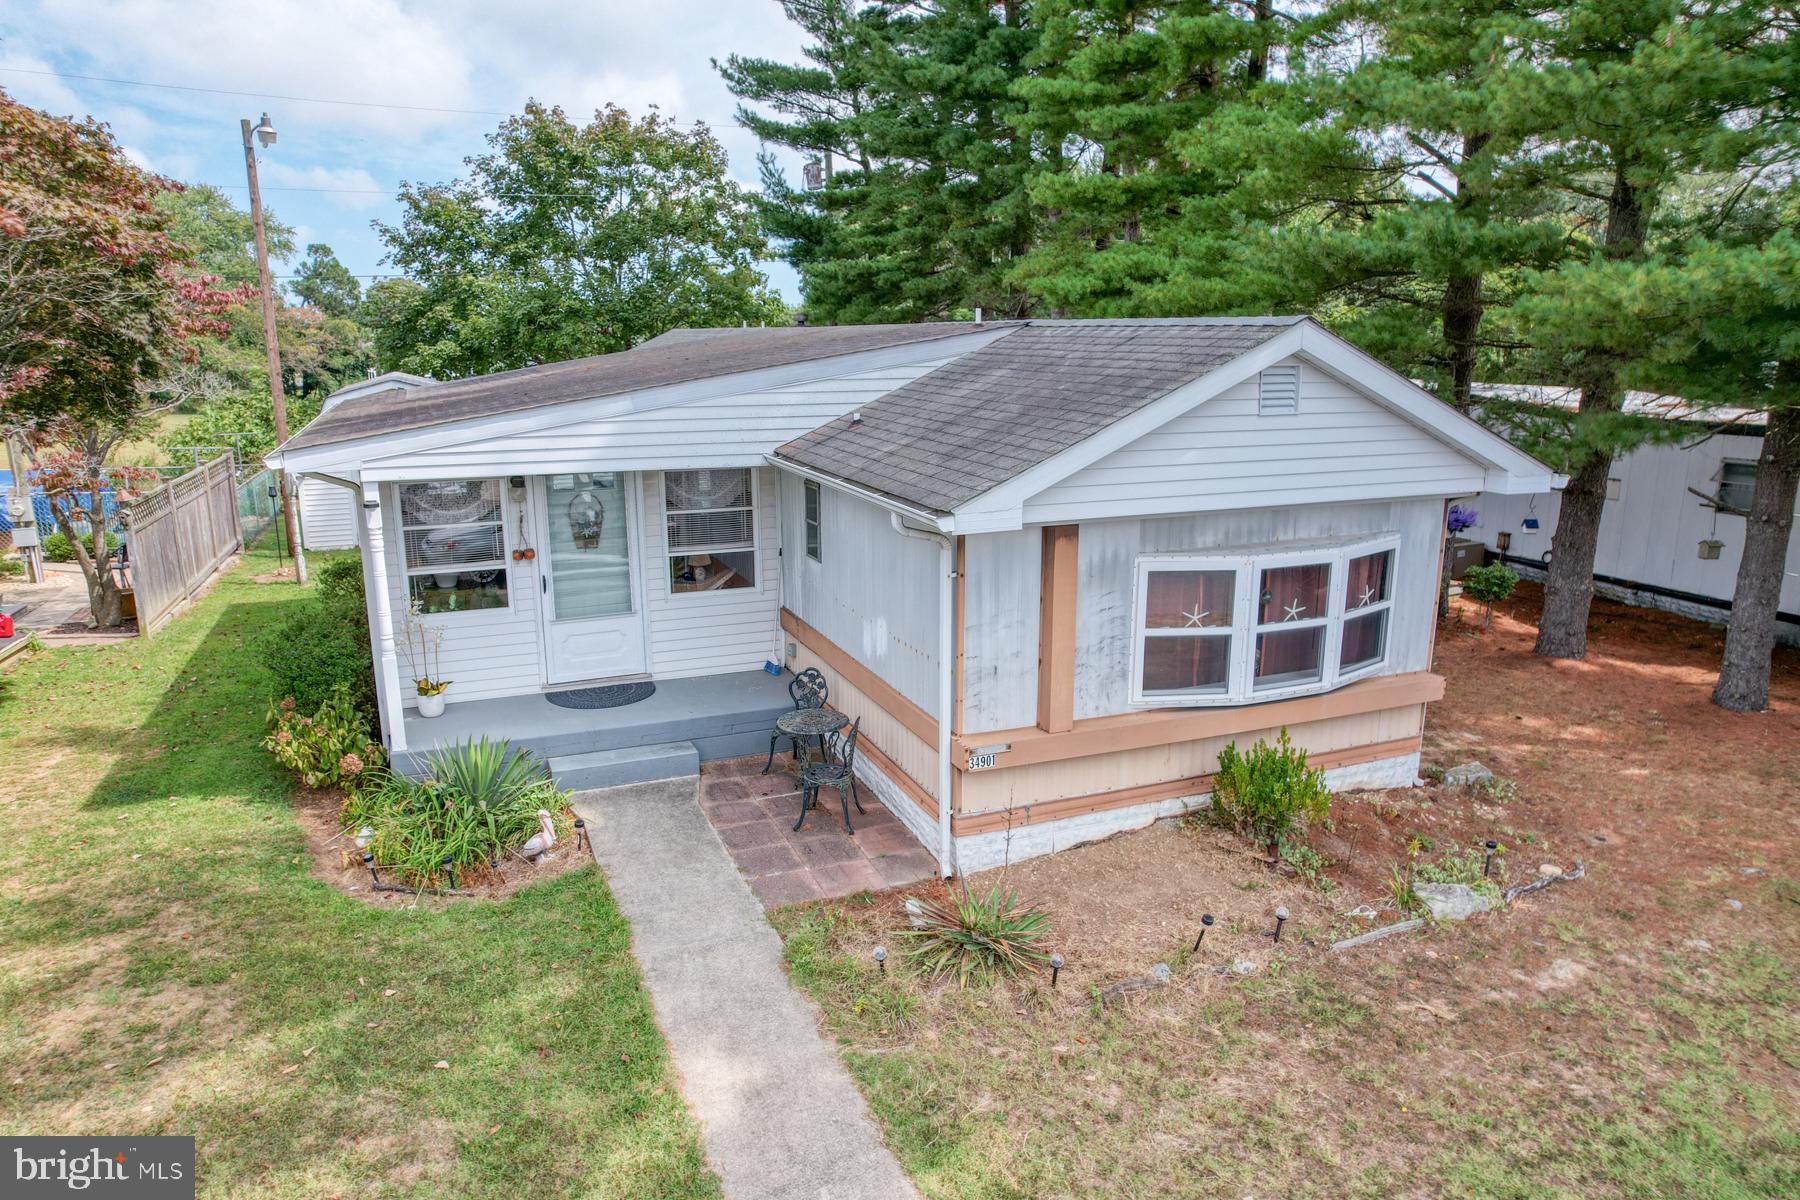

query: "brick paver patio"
xmin=698 ymin=756 xmax=938 ymax=906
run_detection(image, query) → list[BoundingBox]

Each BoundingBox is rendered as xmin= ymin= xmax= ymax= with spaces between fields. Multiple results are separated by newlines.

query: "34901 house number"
xmin=966 ymin=747 xmax=1007 ymax=771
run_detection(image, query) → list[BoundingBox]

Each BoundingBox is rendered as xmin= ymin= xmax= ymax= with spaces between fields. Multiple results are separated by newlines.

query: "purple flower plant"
xmin=1446 ymin=503 xmax=1479 ymax=533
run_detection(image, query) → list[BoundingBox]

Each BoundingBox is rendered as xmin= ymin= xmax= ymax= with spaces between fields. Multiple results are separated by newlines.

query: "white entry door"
xmin=536 ymin=472 xmax=648 ymax=684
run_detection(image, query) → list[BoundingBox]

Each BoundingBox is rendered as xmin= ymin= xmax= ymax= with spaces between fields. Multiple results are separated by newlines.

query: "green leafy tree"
xmin=372 ymin=103 xmax=786 ymax=376
xmin=155 ymin=183 xmax=294 ymax=288
xmin=289 ymin=243 xmax=361 ymax=318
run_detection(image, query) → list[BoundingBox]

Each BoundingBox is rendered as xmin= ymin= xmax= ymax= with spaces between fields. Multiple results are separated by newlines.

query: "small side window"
xmin=804 ymin=479 xmax=822 ymax=562
xmin=1717 ymin=460 xmax=1756 ymax=513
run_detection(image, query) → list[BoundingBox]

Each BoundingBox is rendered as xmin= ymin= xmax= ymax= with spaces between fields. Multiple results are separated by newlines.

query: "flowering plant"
xmin=264 ymin=685 xmax=384 ymax=790
xmin=1446 ymin=503 xmax=1479 ymax=534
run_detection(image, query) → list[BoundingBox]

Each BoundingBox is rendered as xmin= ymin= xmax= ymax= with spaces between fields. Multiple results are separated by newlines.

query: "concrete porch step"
xmin=549 ymin=740 xmax=700 ymax=790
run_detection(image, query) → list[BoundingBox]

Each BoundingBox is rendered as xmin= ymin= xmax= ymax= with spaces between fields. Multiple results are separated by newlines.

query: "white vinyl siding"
xmin=1023 ymin=359 xmax=1486 ymax=522
xmin=640 ymin=467 xmax=782 ymax=679
xmin=779 ymin=470 xmax=941 ymax=719
xmin=299 ymin=478 xmax=358 ymax=551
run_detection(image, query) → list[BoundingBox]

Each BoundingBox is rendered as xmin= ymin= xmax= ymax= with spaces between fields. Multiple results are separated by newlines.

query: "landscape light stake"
xmin=873 ymin=945 xmax=887 ymax=974
xmin=1483 ymin=840 xmax=1498 ymax=878
xmin=1049 ymin=953 xmax=1064 ymax=989
xmin=363 ymin=851 xmax=378 ymax=885
xmin=1270 ymin=906 xmax=1289 ymax=943
xmin=442 ymin=857 xmax=457 ymax=890
xmin=1192 ymin=913 xmax=1215 ymax=952
xmin=574 ymin=818 xmax=587 ymax=852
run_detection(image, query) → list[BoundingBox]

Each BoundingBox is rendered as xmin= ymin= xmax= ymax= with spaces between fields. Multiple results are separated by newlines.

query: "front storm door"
xmin=536 ymin=472 xmax=647 ymax=684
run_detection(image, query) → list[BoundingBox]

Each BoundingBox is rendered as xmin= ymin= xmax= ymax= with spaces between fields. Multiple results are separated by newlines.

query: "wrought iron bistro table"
xmin=774 ymin=706 xmax=849 ymax=769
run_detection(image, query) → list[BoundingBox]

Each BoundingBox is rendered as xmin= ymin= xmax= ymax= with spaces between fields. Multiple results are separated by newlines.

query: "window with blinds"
xmin=664 ymin=468 xmax=756 ymax=594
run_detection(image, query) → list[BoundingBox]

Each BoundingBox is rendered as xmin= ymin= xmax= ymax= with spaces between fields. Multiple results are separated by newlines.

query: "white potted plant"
xmin=399 ymin=600 xmax=452 ymax=718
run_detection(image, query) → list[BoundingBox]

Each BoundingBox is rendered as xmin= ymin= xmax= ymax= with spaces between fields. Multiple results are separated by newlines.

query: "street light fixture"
xmin=239 ymin=111 xmax=306 ymax=583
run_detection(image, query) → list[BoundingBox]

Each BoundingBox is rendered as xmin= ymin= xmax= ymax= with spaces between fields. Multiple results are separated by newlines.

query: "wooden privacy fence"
xmin=122 ymin=453 xmax=243 ymax=636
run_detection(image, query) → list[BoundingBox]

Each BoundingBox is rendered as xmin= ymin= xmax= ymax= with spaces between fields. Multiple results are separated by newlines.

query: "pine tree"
xmin=1515 ymin=0 xmax=1792 ymax=659
xmin=725 ymin=2 xmax=1041 ymax=322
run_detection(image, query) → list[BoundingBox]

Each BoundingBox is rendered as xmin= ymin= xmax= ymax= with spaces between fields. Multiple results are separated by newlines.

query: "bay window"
xmin=1131 ymin=537 xmax=1401 ymax=705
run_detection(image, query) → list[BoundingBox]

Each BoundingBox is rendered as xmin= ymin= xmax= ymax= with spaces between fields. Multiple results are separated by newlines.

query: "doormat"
xmin=545 ymin=681 xmax=657 ymax=710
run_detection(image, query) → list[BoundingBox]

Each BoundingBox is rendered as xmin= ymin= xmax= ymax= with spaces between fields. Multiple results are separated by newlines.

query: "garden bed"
xmin=291 ymin=786 xmax=592 ymax=907
xmin=774 ymin=583 xmax=1800 ymax=1198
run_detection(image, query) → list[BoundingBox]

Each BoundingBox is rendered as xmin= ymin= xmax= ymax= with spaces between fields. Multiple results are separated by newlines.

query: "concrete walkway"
xmin=571 ymin=777 xmax=919 ymax=1200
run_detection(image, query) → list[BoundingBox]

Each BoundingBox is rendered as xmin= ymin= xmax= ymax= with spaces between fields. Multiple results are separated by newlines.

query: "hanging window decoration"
xmin=568 ymin=489 xmax=605 ymax=549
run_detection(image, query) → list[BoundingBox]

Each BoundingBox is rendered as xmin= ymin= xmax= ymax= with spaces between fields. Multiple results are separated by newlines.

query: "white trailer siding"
xmin=778 ymin=472 xmax=941 ymax=719
xmin=1023 ymin=360 xmax=1486 ymax=523
xmin=1469 ymin=428 xmax=1800 ymax=632
xmin=958 ymin=499 xmax=1444 ymax=729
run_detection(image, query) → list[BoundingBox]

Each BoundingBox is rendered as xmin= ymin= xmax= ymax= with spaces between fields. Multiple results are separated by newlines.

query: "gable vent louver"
xmin=1258 ymin=365 xmax=1299 ymax=416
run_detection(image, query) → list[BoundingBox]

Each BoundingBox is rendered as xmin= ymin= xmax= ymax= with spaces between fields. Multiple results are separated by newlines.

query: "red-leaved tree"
xmin=0 ymin=88 xmax=241 ymax=625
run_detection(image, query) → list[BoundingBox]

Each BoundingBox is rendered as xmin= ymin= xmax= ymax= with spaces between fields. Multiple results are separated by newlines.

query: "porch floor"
xmin=394 ymin=669 xmax=793 ymax=774
xmin=699 ymin=756 xmax=938 ymax=907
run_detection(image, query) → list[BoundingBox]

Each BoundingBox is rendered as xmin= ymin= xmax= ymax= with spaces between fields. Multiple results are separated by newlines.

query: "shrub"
xmin=1210 ymin=728 xmax=1330 ymax=852
xmin=259 ymin=602 xmax=376 ymax=716
xmin=898 ymin=886 xmax=1052 ymax=986
xmin=264 ymin=685 xmax=384 ymax=790
xmin=0 ymin=555 xmax=22 ymax=578
xmin=341 ymin=738 xmax=570 ymax=886
xmin=41 ymin=530 xmax=106 ymax=563
xmin=1462 ymin=562 xmax=1520 ymax=629
xmin=313 ymin=556 xmax=366 ymax=617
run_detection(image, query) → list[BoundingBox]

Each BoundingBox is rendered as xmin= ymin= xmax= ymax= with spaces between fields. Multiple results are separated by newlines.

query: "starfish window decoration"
xmin=1282 ymin=598 xmax=1308 ymax=622
xmin=1181 ymin=607 xmax=1211 ymax=628
xmin=1356 ymin=585 xmax=1377 ymax=609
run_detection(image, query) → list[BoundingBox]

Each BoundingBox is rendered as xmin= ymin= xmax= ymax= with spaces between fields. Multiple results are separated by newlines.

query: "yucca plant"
xmin=341 ymin=737 xmax=569 ymax=886
xmin=898 ymin=885 xmax=1052 ymax=986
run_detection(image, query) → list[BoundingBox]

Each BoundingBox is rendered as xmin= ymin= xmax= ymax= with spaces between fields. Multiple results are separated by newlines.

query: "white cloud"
xmin=260 ymin=161 xmax=389 ymax=210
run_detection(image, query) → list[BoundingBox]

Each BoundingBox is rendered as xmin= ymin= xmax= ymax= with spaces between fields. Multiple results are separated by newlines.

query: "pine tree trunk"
xmin=1534 ymin=160 xmax=1649 ymax=660
xmin=1713 ymin=398 xmax=1800 ymax=712
xmin=1534 ymin=439 xmax=1613 ymax=659
xmin=1443 ymin=271 xmax=1484 ymax=414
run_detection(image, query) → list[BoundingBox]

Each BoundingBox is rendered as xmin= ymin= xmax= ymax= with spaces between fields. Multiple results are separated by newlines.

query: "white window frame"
xmin=663 ymin=467 xmax=759 ymax=598
xmin=1129 ymin=535 xmax=1402 ymax=707
xmin=1717 ymin=458 xmax=1757 ymax=514
xmin=803 ymin=479 xmax=822 ymax=562
xmin=395 ymin=478 xmax=515 ymax=622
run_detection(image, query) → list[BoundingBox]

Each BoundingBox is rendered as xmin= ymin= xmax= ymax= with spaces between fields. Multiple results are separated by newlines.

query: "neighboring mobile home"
xmin=267 ymin=318 xmax=1555 ymax=876
xmin=1464 ymin=385 xmax=1800 ymax=645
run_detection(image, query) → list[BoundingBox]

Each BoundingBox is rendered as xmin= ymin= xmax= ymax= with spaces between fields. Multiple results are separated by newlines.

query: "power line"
xmin=0 ymin=64 xmax=509 ymax=117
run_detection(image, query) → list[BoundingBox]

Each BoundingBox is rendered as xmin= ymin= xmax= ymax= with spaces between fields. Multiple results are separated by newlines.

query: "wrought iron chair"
xmin=795 ymin=717 xmax=864 ymax=834
xmin=762 ymin=667 xmax=829 ymax=774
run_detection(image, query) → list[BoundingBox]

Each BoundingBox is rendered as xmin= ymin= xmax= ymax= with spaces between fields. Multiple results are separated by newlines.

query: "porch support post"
xmin=1036 ymin=524 xmax=1079 ymax=733
xmin=361 ymin=481 xmax=407 ymax=754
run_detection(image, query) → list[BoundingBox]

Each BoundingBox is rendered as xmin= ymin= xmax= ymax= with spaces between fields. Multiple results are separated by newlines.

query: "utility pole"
xmin=241 ymin=112 xmax=306 ymax=583
xmin=5 ymin=435 xmax=43 ymax=583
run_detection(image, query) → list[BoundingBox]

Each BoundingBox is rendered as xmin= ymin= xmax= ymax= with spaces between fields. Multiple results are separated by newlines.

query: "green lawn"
xmin=0 ymin=543 xmax=718 ymax=1198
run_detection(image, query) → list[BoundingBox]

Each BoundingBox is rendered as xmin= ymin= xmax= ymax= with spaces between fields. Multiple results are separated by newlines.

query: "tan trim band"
xmin=1036 ymin=524 xmax=1079 ymax=733
xmin=858 ymin=730 xmax=938 ymax=822
xmin=951 ymin=735 xmax=1421 ymax=836
xmin=781 ymin=608 xmax=937 ymax=745
xmin=953 ymin=670 xmax=1443 ymax=771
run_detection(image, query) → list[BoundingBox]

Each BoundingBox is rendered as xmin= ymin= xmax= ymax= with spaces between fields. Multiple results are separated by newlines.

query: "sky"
xmin=0 ymin=0 xmax=812 ymax=300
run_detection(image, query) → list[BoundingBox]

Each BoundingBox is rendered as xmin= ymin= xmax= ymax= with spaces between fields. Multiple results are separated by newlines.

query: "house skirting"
xmin=952 ymin=745 xmax=1421 ymax=874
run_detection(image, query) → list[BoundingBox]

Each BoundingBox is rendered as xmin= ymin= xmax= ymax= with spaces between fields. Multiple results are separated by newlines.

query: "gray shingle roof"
xmin=775 ymin=317 xmax=1305 ymax=513
xmin=280 ymin=322 xmax=989 ymax=453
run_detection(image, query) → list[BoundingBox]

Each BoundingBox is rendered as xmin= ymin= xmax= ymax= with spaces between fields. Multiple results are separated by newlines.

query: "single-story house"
xmin=298 ymin=371 xmax=434 ymax=551
xmin=1465 ymin=384 xmax=1799 ymax=644
xmin=267 ymin=317 xmax=1555 ymax=876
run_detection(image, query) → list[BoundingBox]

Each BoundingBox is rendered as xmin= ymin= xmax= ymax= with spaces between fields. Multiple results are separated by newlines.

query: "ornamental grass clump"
xmin=342 ymin=737 xmax=571 ymax=887
xmin=898 ymin=885 xmax=1052 ymax=986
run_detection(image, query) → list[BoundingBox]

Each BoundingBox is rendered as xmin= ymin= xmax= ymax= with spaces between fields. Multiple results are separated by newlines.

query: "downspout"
xmin=890 ymin=511 xmax=957 ymax=878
